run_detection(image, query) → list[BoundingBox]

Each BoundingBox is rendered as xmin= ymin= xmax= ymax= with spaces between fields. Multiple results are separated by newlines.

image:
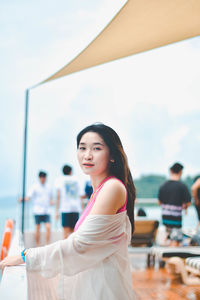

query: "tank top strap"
xmin=92 ymin=176 xmax=115 ymax=201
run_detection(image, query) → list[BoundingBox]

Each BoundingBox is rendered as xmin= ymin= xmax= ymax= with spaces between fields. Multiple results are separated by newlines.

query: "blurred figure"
xmin=137 ymin=207 xmax=147 ymax=217
xmin=24 ymin=171 xmax=53 ymax=246
xmin=55 ymin=165 xmax=81 ymax=238
xmin=84 ymin=180 xmax=93 ymax=199
xmin=81 ymin=180 xmax=93 ymax=208
xmin=191 ymin=175 xmax=200 ymax=229
xmin=158 ymin=162 xmax=191 ymax=246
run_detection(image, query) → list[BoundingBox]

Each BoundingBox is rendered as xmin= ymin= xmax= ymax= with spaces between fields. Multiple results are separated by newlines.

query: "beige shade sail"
xmin=39 ymin=0 xmax=200 ymax=86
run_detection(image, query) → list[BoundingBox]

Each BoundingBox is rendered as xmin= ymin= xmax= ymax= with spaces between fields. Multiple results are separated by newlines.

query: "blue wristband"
xmin=21 ymin=249 xmax=26 ymax=262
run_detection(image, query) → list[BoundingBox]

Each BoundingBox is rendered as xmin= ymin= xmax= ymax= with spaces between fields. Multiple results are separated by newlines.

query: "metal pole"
xmin=21 ymin=89 xmax=29 ymax=235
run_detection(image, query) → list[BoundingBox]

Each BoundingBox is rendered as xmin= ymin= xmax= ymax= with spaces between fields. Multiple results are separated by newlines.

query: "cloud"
xmin=0 ymin=0 xmax=200 ymax=197
xmin=162 ymin=126 xmax=189 ymax=161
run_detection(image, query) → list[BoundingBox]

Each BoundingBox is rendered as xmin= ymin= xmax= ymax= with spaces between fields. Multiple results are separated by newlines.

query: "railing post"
xmin=21 ymin=89 xmax=29 ymax=236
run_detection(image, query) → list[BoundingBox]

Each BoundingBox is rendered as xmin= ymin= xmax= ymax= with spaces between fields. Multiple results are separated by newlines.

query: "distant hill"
xmin=134 ymin=174 xmax=194 ymax=198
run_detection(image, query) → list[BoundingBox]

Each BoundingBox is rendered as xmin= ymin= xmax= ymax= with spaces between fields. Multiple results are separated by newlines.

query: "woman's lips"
xmin=83 ymin=163 xmax=94 ymax=168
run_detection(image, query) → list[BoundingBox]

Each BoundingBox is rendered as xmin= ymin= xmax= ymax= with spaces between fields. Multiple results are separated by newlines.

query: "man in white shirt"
xmin=55 ymin=165 xmax=81 ymax=238
xmin=27 ymin=171 xmax=53 ymax=246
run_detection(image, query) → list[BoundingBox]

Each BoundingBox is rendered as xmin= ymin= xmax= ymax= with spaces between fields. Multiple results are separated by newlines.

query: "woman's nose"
xmin=84 ymin=149 xmax=92 ymax=160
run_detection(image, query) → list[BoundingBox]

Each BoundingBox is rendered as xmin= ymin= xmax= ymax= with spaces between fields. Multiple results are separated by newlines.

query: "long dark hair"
xmin=77 ymin=123 xmax=136 ymax=233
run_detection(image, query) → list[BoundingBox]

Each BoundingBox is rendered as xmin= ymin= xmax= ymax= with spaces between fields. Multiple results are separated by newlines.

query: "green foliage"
xmin=134 ymin=174 xmax=194 ymax=198
xmin=134 ymin=174 xmax=166 ymax=198
xmin=183 ymin=176 xmax=194 ymax=191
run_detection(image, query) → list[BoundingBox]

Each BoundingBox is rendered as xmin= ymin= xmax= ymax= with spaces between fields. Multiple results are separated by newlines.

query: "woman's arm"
xmin=0 ymin=249 xmax=29 ymax=270
xmin=24 ymin=213 xmax=126 ymax=278
xmin=0 ymin=254 xmax=24 ymax=270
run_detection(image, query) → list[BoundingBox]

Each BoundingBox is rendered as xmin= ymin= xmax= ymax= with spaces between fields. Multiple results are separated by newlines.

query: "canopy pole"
xmin=21 ymin=89 xmax=29 ymax=235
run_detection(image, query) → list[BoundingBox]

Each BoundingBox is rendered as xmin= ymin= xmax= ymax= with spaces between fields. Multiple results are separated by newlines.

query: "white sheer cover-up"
xmin=26 ymin=211 xmax=135 ymax=299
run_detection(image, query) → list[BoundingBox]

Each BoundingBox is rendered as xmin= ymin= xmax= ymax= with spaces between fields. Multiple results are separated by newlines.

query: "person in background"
xmin=137 ymin=207 xmax=147 ymax=217
xmin=81 ymin=180 xmax=93 ymax=209
xmin=55 ymin=165 xmax=81 ymax=238
xmin=84 ymin=180 xmax=93 ymax=199
xmin=191 ymin=175 xmax=200 ymax=229
xmin=22 ymin=171 xmax=53 ymax=246
xmin=158 ymin=162 xmax=191 ymax=246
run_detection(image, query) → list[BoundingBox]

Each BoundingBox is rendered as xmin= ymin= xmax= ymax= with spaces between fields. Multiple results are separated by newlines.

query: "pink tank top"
xmin=74 ymin=176 xmax=127 ymax=231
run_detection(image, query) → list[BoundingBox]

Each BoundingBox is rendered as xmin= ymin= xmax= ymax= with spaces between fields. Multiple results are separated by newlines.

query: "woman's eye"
xmin=79 ymin=147 xmax=86 ymax=150
xmin=94 ymin=147 xmax=101 ymax=151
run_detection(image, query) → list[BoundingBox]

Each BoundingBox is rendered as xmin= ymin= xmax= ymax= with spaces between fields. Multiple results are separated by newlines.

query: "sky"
xmin=1 ymin=0 xmax=200 ymax=197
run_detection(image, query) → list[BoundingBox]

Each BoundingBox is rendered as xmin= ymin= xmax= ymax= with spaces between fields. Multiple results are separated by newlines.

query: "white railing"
xmin=136 ymin=198 xmax=158 ymax=204
xmin=0 ymin=229 xmax=27 ymax=300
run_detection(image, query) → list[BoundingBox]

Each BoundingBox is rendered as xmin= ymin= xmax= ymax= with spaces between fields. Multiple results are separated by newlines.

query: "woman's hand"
xmin=0 ymin=254 xmax=24 ymax=270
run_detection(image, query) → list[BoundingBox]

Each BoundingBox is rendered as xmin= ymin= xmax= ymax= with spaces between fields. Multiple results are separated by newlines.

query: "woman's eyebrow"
xmin=79 ymin=142 xmax=104 ymax=146
xmin=93 ymin=142 xmax=104 ymax=146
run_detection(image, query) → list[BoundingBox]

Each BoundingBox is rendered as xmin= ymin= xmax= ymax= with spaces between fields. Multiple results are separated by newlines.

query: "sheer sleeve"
xmin=25 ymin=213 xmax=130 ymax=278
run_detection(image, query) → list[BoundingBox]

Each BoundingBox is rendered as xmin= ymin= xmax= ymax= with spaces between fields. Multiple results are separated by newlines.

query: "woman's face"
xmin=77 ymin=132 xmax=111 ymax=177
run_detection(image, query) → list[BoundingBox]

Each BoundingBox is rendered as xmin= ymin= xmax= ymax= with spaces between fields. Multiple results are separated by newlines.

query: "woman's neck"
xmin=90 ymin=173 xmax=111 ymax=191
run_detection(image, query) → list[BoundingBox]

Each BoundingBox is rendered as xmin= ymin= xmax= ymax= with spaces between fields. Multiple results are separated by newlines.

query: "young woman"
xmin=0 ymin=123 xmax=136 ymax=300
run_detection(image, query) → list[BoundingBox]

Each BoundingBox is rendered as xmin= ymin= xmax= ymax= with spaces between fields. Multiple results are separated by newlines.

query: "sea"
xmin=0 ymin=196 xmax=198 ymax=242
xmin=0 ymin=196 xmax=62 ymax=241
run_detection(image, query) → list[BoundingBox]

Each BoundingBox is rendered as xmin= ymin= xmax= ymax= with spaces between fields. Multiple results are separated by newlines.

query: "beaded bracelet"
xmin=21 ymin=249 xmax=26 ymax=262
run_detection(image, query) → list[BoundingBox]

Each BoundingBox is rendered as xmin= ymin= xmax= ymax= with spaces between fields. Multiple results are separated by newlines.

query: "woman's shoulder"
xmin=103 ymin=177 xmax=126 ymax=194
xmin=89 ymin=177 xmax=126 ymax=215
